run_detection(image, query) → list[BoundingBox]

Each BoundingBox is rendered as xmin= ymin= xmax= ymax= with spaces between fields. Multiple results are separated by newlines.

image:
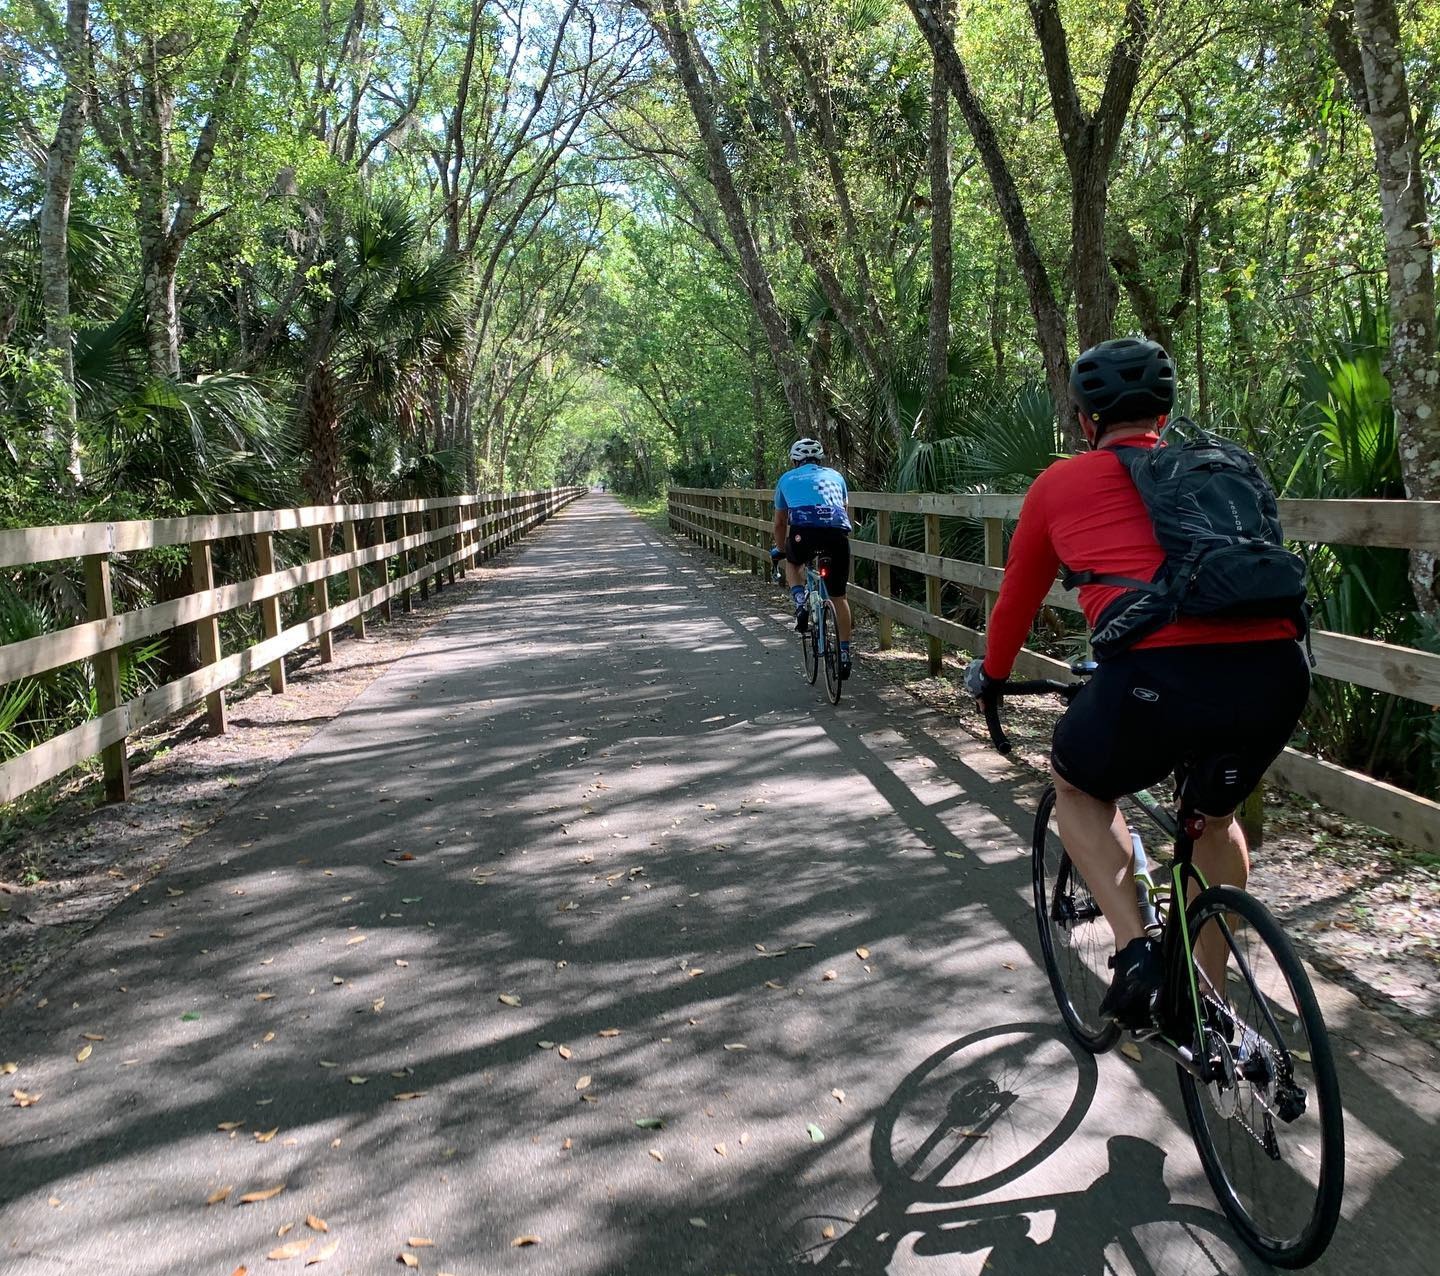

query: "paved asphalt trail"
xmin=2 ymin=495 xmax=1436 ymax=1276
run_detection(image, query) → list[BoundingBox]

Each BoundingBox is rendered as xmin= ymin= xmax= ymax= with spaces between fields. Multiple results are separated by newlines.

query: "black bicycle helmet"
xmin=1068 ymin=337 xmax=1176 ymax=432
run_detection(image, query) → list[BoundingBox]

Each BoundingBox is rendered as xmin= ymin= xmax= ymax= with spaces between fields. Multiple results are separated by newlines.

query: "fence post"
xmin=189 ymin=538 xmax=227 ymax=733
xmin=83 ymin=553 xmax=131 ymax=802
xmin=342 ymin=519 xmax=367 ymax=639
xmin=401 ymin=512 xmax=416 ymax=612
xmin=308 ymin=524 xmax=336 ymax=662
xmin=877 ymin=509 xmax=894 ymax=650
xmin=446 ymin=504 xmax=458 ymax=585
xmin=374 ymin=516 xmax=394 ymax=622
xmin=924 ymin=511 xmax=943 ymax=676
xmin=982 ymin=516 xmax=1004 ymax=627
xmin=254 ymin=530 xmax=287 ymax=692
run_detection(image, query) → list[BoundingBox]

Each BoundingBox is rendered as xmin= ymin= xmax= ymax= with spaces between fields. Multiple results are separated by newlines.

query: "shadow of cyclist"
xmin=768 ymin=1022 xmax=1263 ymax=1276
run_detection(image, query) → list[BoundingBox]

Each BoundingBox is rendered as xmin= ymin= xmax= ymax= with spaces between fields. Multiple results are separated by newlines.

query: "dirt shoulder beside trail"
xmin=677 ymin=535 xmax=1440 ymax=1055
xmin=0 ymin=559 xmax=517 ymax=1006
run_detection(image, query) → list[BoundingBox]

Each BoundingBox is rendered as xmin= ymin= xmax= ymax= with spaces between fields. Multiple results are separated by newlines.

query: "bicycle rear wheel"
xmin=1032 ymin=786 xmax=1121 ymax=1053
xmin=801 ymin=599 xmax=819 ymax=684
xmin=1178 ymin=885 xmax=1344 ymax=1269
xmin=821 ymin=601 xmax=842 ymax=703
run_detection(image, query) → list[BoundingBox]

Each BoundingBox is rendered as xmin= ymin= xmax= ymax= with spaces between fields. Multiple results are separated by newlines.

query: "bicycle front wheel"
xmin=1178 ymin=884 xmax=1344 ymax=1269
xmin=1032 ymin=786 xmax=1121 ymax=1053
xmin=821 ymin=601 xmax=842 ymax=704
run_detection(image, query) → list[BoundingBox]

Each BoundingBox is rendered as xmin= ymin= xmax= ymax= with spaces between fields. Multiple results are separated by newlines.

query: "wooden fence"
xmin=0 ymin=487 xmax=586 ymax=806
xmin=668 ymin=486 xmax=1440 ymax=853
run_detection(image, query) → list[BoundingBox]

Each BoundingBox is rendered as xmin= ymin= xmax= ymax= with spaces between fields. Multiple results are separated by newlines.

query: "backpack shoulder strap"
xmin=1060 ymin=444 xmax=1164 ymax=594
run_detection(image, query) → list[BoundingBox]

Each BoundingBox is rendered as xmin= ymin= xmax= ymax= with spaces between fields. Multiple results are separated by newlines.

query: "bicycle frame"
xmin=805 ymin=559 xmax=832 ymax=656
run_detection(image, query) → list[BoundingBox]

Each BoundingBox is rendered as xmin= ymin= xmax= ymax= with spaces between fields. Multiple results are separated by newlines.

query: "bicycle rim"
xmin=1177 ymin=885 xmax=1344 ymax=1268
xmin=822 ymin=601 xmax=842 ymax=703
xmin=1032 ymin=787 xmax=1120 ymax=1053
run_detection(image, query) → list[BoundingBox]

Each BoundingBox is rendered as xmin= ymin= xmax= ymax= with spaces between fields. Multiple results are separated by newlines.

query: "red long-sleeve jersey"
xmin=982 ymin=434 xmax=1298 ymax=680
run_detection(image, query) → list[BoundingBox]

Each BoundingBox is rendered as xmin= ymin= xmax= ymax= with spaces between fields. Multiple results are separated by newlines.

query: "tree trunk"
xmin=905 ymin=0 xmax=1073 ymax=439
xmin=38 ymin=0 xmax=89 ymax=480
xmin=650 ymin=1 xmax=820 ymax=439
xmin=925 ymin=22 xmax=953 ymax=439
xmin=1325 ymin=0 xmax=1440 ymax=613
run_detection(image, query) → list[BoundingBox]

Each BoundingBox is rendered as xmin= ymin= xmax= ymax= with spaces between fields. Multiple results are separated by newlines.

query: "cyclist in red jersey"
xmin=964 ymin=339 xmax=1309 ymax=1027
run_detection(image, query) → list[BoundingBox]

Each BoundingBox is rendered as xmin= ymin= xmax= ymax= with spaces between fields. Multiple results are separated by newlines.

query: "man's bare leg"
xmin=1191 ymin=811 xmax=1249 ymax=996
xmin=834 ymin=596 xmax=852 ymax=641
xmin=1052 ymin=769 xmax=1145 ymax=949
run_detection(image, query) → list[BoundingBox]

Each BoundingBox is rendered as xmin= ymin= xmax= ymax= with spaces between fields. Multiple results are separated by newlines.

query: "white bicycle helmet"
xmin=790 ymin=438 xmax=825 ymax=463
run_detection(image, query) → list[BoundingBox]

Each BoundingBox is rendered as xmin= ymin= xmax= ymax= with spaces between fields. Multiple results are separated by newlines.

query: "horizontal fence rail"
xmin=0 ymin=487 xmax=586 ymax=806
xmin=667 ymin=486 xmax=1440 ymax=853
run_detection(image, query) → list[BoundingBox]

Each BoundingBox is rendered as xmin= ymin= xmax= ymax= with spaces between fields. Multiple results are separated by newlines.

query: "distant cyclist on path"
xmin=772 ymin=438 xmax=854 ymax=680
xmin=963 ymin=338 xmax=1309 ymax=1029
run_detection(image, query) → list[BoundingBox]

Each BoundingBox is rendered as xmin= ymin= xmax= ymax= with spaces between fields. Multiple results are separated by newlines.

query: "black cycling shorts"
xmin=1050 ymin=640 xmax=1310 ymax=814
xmin=785 ymin=526 xmax=850 ymax=597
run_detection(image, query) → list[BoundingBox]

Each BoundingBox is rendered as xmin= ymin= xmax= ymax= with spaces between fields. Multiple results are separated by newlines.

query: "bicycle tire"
xmin=801 ymin=600 xmax=819 ymax=684
xmin=821 ymin=600 xmax=842 ymax=704
xmin=1178 ymin=884 xmax=1344 ymax=1269
xmin=1032 ymin=786 xmax=1121 ymax=1053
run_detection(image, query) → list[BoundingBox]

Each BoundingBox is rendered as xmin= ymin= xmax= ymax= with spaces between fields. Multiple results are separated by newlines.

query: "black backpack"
xmin=1064 ymin=422 xmax=1310 ymax=658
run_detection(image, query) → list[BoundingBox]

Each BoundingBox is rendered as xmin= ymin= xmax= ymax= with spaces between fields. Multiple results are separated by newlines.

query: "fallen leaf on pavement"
xmin=831 ymin=1089 xmax=846 ymax=1104
xmin=267 ymin=1238 xmax=312 ymax=1260
xmin=397 ymin=1254 xmax=419 ymax=1268
xmin=1119 ymin=1042 xmax=1143 ymax=1062
xmin=239 ymin=1184 xmax=287 ymax=1203
xmin=11 ymin=1089 xmax=41 ymax=1107
xmin=345 ymin=935 xmax=367 ymax=946
xmin=392 ymin=1091 xmax=426 ymax=1101
xmin=395 ymin=959 xmax=409 ymax=968
xmin=205 ymin=1185 xmax=233 ymax=1206
xmin=371 ymin=999 xmax=385 ymax=1014
xmin=807 ymin=1123 xmax=825 ymax=1143
xmin=230 ymin=1267 xmax=249 ymax=1276
xmin=648 ymin=1148 xmax=664 ymax=1162
xmin=348 ymin=1076 xmax=368 ymax=1085
xmin=537 ymin=1041 xmax=555 ymax=1050
xmin=597 ymin=1028 xmax=620 ymax=1038
xmin=739 ymin=1132 xmax=750 ymax=1146
xmin=575 ymin=1075 xmax=592 ymax=1091
xmin=81 ymin=1032 xmax=105 ymax=1041
xmin=511 ymin=1236 xmax=541 ymax=1247
xmin=254 ymin=1127 xmax=279 ymax=1143
xmin=855 ymin=947 xmax=870 ymax=960
xmin=634 ymin=1117 xmax=663 ymax=1129
xmin=689 ymin=1217 xmax=707 ymax=1229
xmin=256 ymin=993 xmax=276 ymax=1002
xmin=306 ymin=1216 xmax=328 ymax=1233
xmin=557 ymin=1046 xmax=572 ymax=1060
xmin=561 ymin=1138 xmax=572 ymax=1150
xmin=319 ymin=1060 xmax=338 ymax=1069
xmin=0 ymin=1062 xmax=16 ymax=1075
xmin=722 ymin=1043 xmax=746 ymax=1051
xmin=822 ymin=1224 xmax=837 ymax=1240
xmin=498 ymin=994 xmax=522 ymax=1007
xmin=791 ymin=942 xmax=816 ymax=951
xmin=304 ymin=1240 xmax=339 ymax=1266
xmin=687 ymin=968 xmax=704 ymax=977
xmin=217 ymin=1121 xmax=245 ymax=1131
xmin=822 ymin=970 xmax=838 ymax=982
xmin=407 ymin=1238 xmax=434 ymax=1247
xmin=75 ymin=1044 xmax=92 ymax=1063
xmin=714 ymin=1143 xmax=727 ymax=1156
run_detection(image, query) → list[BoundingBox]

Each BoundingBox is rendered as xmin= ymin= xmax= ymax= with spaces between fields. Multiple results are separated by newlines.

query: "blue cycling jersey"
xmin=775 ymin=463 xmax=852 ymax=531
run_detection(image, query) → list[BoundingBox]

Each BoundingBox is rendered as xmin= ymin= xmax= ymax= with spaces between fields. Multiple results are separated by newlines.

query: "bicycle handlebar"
xmin=981 ymin=678 xmax=1083 ymax=755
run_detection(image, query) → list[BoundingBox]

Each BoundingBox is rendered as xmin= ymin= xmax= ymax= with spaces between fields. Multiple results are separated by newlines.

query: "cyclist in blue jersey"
xmin=771 ymin=438 xmax=854 ymax=679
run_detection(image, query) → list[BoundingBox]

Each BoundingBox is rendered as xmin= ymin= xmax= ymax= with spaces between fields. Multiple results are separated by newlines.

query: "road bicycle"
xmin=980 ymin=666 xmax=1344 ymax=1269
xmin=773 ymin=552 xmax=843 ymax=704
